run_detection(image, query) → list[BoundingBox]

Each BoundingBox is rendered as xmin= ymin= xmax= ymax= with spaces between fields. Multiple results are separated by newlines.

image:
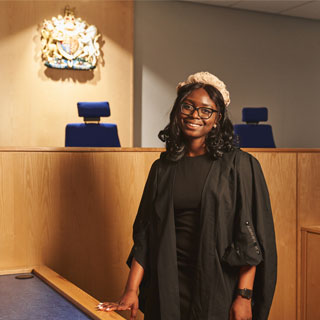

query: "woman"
xmin=99 ymin=72 xmax=277 ymax=320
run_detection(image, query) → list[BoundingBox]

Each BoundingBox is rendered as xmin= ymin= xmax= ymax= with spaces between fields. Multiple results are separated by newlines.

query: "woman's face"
xmin=178 ymin=88 xmax=219 ymax=141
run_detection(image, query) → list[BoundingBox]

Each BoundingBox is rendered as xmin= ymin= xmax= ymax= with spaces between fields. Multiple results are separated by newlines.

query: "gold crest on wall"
xmin=41 ymin=6 xmax=101 ymax=70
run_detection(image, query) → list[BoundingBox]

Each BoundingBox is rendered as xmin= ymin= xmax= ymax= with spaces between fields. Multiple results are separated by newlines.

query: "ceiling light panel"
xmin=283 ymin=1 xmax=320 ymax=20
xmin=231 ymin=1 xmax=308 ymax=14
xmin=182 ymin=0 xmax=240 ymax=7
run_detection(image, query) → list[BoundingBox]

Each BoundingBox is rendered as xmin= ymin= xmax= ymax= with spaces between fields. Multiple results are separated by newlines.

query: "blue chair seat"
xmin=234 ymin=124 xmax=275 ymax=148
xmin=66 ymin=123 xmax=120 ymax=147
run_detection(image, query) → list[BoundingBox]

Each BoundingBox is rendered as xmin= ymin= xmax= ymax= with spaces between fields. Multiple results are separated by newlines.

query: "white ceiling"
xmin=183 ymin=0 xmax=320 ymax=21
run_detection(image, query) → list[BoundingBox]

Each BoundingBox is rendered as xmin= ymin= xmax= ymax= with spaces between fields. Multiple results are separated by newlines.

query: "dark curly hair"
xmin=158 ymin=82 xmax=236 ymax=161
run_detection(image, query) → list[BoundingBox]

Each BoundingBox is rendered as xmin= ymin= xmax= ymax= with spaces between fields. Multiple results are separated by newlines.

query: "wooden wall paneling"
xmin=0 ymin=152 xmax=55 ymax=270
xmin=306 ymin=230 xmax=320 ymax=320
xmin=300 ymin=227 xmax=320 ymax=320
xmin=305 ymin=231 xmax=320 ymax=320
xmin=0 ymin=152 xmax=15 ymax=269
xmin=55 ymin=151 xmax=160 ymax=300
xmin=4 ymin=149 xmax=320 ymax=320
xmin=298 ymin=153 xmax=320 ymax=227
xmin=250 ymin=152 xmax=297 ymax=320
xmin=0 ymin=150 xmax=161 ymax=320
xmin=43 ymin=151 xmax=160 ymax=320
xmin=300 ymin=229 xmax=307 ymax=320
xmin=297 ymin=153 xmax=320 ymax=320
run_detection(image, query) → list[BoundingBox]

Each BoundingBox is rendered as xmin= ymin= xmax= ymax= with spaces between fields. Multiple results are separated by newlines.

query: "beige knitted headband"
xmin=177 ymin=71 xmax=230 ymax=107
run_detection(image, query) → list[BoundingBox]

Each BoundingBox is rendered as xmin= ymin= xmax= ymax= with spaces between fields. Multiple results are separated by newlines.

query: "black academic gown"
xmin=127 ymin=148 xmax=277 ymax=320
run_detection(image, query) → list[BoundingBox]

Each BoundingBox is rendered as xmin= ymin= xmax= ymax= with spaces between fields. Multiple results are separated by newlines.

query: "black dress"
xmin=173 ymin=153 xmax=212 ymax=319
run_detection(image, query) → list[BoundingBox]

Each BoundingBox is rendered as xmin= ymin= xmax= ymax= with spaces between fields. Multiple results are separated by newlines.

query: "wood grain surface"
xmin=0 ymin=150 xmax=160 ymax=320
xmin=300 ymin=229 xmax=320 ymax=320
xmin=298 ymin=153 xmax=320 ymax=227
xmin=1 ymin=149 xmax=319 ymax=320
xmin=251 ymin=152 xmax=297 ymax=320
xmin=297 ymin=153 xmax=320 ymax=320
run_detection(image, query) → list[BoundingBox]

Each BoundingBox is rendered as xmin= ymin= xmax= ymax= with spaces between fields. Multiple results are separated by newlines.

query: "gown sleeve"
xmin=126 ymin=159 xmax=158 ymax=270
xmin=222 ymin=150 xmax=277 ymax=319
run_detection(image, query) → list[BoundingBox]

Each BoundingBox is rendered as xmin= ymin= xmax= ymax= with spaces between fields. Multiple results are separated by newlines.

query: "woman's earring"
xmin=213 ymin=124 xmax=217 ymax=128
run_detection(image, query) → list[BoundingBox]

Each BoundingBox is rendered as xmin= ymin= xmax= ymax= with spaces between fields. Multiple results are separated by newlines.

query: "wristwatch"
xmin=236 ymin=288 xmax=253 ymax=299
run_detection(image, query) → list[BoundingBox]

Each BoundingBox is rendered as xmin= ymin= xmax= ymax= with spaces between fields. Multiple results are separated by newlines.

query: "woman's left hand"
xmin=229 ymin=296 xmax=252 ymax=320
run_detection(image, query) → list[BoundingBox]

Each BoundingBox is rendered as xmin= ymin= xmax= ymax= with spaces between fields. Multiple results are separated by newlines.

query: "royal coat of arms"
xmin=41 ymin=7 xmax=101 ymax=70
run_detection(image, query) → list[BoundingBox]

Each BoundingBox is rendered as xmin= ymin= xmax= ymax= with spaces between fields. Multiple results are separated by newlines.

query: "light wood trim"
xmin=0 ymin=267 xmax=34 ymax=276
xmin=296 ymin=152 xmax=299 ymax=320
xmin=300 ymin=229 xmax=308 ymax=320
xmin=33 ymin=266 xmax=124 ymax=320
xmin=0 ymin=147 xmax=319 ymax=153
xmin=243 ymin=148 xmax=320 ymax=153
xmin=301 ymin=226 xmax=320 ymax=234
xmin=0 ymin=147 xmax=165 ymax=152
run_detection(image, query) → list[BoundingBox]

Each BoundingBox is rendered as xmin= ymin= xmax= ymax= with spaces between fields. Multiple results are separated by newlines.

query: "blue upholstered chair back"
xmin=234 ymin=107 xmax=276 ymax=148
xmin=65 ymin=101 xmax=121 ymax=147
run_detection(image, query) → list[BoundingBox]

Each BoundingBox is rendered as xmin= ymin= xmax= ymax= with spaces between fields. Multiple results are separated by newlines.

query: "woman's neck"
xmin=185 ymin=139 xmax=206 ymax=157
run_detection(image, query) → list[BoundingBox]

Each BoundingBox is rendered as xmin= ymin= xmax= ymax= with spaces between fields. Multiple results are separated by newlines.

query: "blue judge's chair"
xmin=65 ymin=101 xmax=121 ymax=147
xmin=234 ymin=107 xmax=276 ymax=148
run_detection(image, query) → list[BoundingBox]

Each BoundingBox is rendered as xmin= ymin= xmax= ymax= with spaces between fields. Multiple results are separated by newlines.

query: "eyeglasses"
xmin=180 ymin=103 xmax=218 ymax=119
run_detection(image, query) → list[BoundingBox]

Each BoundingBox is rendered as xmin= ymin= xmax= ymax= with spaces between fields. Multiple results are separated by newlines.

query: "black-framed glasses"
xmin=180 ymin=103 xmax=218 ymax=119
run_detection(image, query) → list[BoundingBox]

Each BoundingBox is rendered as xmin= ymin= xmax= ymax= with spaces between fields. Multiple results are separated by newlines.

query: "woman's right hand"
xmin=98 ymin=289 xmax=139 ymax=320
xmin=99 ymin=258 xmax=144 ymax=319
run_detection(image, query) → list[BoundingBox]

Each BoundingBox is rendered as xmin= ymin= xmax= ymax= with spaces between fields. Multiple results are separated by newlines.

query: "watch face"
xmin=243 ymin=289 xmax=252 ymax=299
xmin=238 ymin=288 xmax=253 ymax=299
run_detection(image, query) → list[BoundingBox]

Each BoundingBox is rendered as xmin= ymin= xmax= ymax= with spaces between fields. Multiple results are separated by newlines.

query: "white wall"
xmin=134 ymin=1 xmax=320 ymax=148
